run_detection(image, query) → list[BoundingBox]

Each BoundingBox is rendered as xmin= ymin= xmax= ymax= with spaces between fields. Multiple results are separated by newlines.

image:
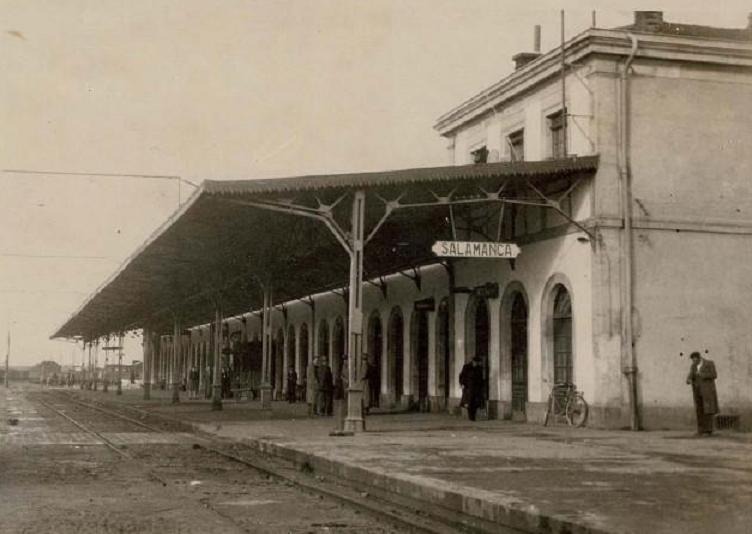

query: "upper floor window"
xmin=548 ymin=111 xmax=566 ymax=159
xmin=470 ymin=145 xmax=489 ymax=164
xmin=507 ymin=129 xmax=524 ymax=162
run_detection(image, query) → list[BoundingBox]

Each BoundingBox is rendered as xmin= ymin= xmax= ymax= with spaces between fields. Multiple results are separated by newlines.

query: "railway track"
xmin=35 ymin=389 xmax=509 ymax=534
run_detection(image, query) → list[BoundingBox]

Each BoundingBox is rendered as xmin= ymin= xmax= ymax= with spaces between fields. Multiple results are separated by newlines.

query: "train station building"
xmin=54 ymin=12 xmax=752 ymax=431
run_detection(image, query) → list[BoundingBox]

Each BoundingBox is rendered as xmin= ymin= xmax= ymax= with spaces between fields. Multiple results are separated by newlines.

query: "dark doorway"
xmin=318 ymin=320 xmax=329 ymax=364
xmin=474 ymin=298 xmax=490 ymax=401
xmin=274 ymin=328 xmax=284 ymax=397
xmin=299 ymin=323 xmax=309 ymax=372
xmin=332 ymin=317 xmax=345 ymax=377
xmin=510 ymin=293 xmax=528 ymax=414
xmin=287 ymin=325 xmax=296 ymax=398
xmin=388 ymin=308 xmax=404 ymax=402
xmin=413 ymin=310 xmax=429 ymax=410
xmin=367 ymin=313 xmax=382 ymax=407
xmin=436 ymin=298 xmax=450 ymax=403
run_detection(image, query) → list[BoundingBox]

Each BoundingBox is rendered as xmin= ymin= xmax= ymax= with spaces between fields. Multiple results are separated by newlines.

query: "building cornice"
xmin=434 ymin=28 xmax=752 ymax=137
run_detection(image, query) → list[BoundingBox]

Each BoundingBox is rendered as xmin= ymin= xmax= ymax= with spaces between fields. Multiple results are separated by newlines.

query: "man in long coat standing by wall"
xmin=686 ymin=351 xmax=719 ymax=436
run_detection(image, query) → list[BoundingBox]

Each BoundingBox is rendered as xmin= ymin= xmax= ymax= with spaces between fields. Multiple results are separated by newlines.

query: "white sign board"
xmin=431 ymin=241 xmax=521 ymax=259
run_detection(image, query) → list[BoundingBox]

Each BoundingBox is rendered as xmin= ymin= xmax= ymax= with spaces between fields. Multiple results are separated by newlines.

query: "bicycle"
xmin=543 ymin=382 xmax=589 ymax=427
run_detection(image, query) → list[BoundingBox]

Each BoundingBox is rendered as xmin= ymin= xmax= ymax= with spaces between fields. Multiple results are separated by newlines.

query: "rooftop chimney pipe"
xmin=634 ymin=11 xmax=663 ymax=31
xmin=534 ymin=25 xmax=541 ymax=52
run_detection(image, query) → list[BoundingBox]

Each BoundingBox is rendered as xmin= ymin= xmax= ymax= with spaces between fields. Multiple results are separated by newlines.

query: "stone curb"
xmin=230 ymin=435 xmax=610 ymax=534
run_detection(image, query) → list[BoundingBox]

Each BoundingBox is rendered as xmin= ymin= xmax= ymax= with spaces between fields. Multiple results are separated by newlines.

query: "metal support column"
xmin=172 ymin=319 xmax=180 ymax=403
xmin=259 ymin=284 xmax=273 ymax=409
xmin=344 ymin=191 xmax=366 ymax=433
xmin=142 ymin=327 xmax=152 ymax=400
xmin=212 ymin=305 xmax=223 ymax=411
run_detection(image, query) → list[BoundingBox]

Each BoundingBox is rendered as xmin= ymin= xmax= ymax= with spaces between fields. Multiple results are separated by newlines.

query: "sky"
xmin=2 ymin=0 xmax=750 ymax=367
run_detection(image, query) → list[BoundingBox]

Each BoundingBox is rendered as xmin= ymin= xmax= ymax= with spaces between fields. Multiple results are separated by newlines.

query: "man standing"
xmin=459 ymin=356 xmax=485 ymax=421
xmin=686 ymin=351 xmax=719 ymax=436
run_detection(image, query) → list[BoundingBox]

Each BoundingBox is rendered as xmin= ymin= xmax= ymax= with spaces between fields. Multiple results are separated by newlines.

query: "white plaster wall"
xmin=450 ymin=67 xmax=595 ymax=163
xmin=452 ymin=232 xmax=593 ymax=405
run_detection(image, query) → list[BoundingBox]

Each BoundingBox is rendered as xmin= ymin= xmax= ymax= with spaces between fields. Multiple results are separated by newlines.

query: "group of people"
xmin=298 ymin=355 xmax=379 ymax=417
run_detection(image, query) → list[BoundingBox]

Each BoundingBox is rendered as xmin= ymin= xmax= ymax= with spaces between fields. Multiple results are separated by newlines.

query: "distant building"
xmin=28 ymin=361 xmax=62 ymax=383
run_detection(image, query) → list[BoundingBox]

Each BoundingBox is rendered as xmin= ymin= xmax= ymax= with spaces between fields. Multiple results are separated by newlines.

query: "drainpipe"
xmin=619 ymin=34 xmax=640 ymax=430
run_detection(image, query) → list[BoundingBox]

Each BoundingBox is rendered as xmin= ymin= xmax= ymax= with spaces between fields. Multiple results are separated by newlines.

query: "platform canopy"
xmin=52 ymin=156 xmax=598 ymax=340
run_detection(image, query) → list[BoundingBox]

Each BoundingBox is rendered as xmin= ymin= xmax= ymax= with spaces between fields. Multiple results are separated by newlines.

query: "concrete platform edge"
xmin=193 ymin=421 xmax=610 ymax=534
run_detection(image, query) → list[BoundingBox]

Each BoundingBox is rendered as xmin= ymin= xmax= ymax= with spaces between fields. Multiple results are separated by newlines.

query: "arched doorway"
xmin=411 ymin=309 xmax=429 ymax=411
xmin=510 ymin=293 xmax=528 ymax=414
xmin=317 ymin=319 xmax=330 ymax=366
xmin=553 ymin=285 xmax=573 ymax=384
xmin=387 ymin=307 xmax=404 ymax=404
xmin=332 ymin=316 xmax=345 ymax=378
xmin=466 ymin=296 xmax=490 ymax=403
xmin=299 ymin=323 xmax=309 ymax=372
xmin=435 ymin=298 xmax=450 ymax=408
xmin=274 ymin=328 xmax=284 ymax=398
xmin=367 ymin=312 xmax=382 ymax=408
xmin=287 ymin=324 xmax=296 ymax=399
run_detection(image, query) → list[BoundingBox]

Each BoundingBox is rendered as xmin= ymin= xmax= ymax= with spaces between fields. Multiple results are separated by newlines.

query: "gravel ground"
xmin=1 ymin=386 xmax=407 ymax=534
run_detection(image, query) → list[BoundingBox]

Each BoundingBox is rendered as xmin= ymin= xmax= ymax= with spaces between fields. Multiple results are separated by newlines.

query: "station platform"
xmin=71 ymin=386 xmax=751 ymax=534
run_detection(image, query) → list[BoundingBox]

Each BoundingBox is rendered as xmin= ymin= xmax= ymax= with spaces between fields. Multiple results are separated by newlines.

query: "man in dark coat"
xmin=686 ymin=351 xmax=719 ymax=435
xmin=459 ymin=356 xmax=485 ymax=421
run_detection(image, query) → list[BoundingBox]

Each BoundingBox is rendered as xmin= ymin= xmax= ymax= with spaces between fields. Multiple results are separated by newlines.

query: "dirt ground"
xmin=0 ymin=386 xmax=406 ymax=534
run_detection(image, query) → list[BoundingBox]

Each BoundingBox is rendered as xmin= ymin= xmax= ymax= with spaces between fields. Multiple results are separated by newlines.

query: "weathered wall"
xmin=591 ymin=56 xmax=752 ymax=428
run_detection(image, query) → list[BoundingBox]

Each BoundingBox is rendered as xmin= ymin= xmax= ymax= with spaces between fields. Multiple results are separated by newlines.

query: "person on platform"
xmin=306 ymin=358 xmax=318 ymax=416
xmin=317 ymin=357 xmax=334 ymax=416
xmin=361 ymin=354 xmax=379 ymax=415
xmin=286 ymin=366 xmax=297 ymax=403
xmin=333 ymin=356 xmax=349 ymax=432
xmin=459 ymin=356 xmax=485 ymax=421
xmin=686 ymin=351 xmax=719 ymax=436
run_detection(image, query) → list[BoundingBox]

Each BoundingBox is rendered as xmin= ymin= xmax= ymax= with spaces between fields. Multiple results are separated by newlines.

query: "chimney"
xmin=633 ymin=11 xmax=664 ymax=32
xmin=748 ymin=12 xmax=752 ymax=30
xmin=513 ymin=26 xmax=542 ymax=70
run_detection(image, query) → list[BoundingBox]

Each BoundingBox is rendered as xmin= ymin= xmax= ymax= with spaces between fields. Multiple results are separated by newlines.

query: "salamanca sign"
xmin=431 ymin=241 xmax=521 ymax=259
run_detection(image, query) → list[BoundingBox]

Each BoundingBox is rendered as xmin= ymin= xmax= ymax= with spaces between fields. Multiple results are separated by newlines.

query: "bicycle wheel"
xmin=565 ymin=393 xmax=589 ymax=427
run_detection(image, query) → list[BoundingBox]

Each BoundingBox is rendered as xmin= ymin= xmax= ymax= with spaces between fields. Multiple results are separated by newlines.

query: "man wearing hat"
xmin=459 ymin=356 xmax=486 ymax=421
xmin=686 ymin=351 xmax=719 ymax=435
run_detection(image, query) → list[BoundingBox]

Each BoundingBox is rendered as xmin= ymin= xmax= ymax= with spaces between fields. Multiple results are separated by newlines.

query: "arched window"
xmin=510 ymin=292 xmax=528 ymax=412
xmin=552 ymin=285 xmax=573 ymax=384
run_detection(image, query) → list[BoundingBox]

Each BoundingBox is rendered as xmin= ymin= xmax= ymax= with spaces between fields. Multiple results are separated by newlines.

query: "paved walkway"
xmin=69 ymin=386 xmax=752 ymax=534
